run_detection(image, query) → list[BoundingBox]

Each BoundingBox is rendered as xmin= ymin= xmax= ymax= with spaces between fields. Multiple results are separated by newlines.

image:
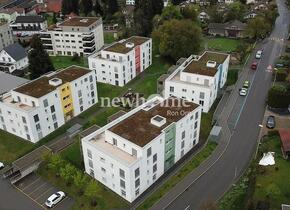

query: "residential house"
xmin=164 ymin=51 xmax=230 ymax=113
xmin=279 ymin=129 xmax=290 ymax=159
xmin=0 ymin=43 xmax=28 ymax=73
xmin=198 ymin=12 xmax=209 ymax=22
xmin=244 ymin=10 xmax=258 ymax=19
xmin=82 ymin=96 xmax=202 ymax=202
xmin=40 ymin=17 xmax=104 ymax=56
xmin=208 ymin=20 xmax=247 ymax=38
xmin=0 ymin=66 xmax=98 ymax=143
xmin=0 ymin=21 xmax=13 ymax=49
xmin=125 ymin=0 xmax=169 ymax=6
xmin=0 ymin=71 xmax=29 ymax=95
xmin=88 ymin=36 xmax=152 ymax=87
xmin=10 ymin=15 xmax=47 ymax=36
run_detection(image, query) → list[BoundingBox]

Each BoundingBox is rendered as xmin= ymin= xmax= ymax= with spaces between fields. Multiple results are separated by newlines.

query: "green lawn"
xmin=205 ymin=38 xmax=240 ymax=52
xmin=50 ymin=56 xmax=88 ymax=70
xmin=104 ymin=32 xmax=116 ymax=44
xmin=253 ymin=136 xmax=290 ymax=209
xmin=137 ymin=141 xmax=217 ymax=210
xmin=38 ymin=159 xmax=129 ymax=210
xmin=61 ymin=138 xmax=83 ymax=169
xmin=0 ymin=130 xmax=35 ymax=164
xmin=226 ymin=68 xmax=239 ymax=86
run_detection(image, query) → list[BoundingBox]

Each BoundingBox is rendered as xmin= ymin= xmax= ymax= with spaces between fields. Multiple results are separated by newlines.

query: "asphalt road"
xmin=152 ymin=0 xmax=290 ymax=209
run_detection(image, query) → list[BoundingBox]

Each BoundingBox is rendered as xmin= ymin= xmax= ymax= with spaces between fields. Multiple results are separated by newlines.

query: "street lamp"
xmin=273 ymin=68 xmax=278 ymax=85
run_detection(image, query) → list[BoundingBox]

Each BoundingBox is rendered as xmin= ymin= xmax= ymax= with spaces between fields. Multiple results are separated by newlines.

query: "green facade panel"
xmin=164 ymin=123 xmax=176 ymax=172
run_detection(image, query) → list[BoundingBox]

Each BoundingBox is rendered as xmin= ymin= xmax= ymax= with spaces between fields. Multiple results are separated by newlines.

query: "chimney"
xmin=206 ymin=61 xmax=217 ymax=68
xmin=49 ymin=78 xmax=62 ymax=86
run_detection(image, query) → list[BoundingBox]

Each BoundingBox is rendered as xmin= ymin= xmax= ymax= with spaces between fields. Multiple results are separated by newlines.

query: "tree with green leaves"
xmin=181 ymin=5 xmax=198 ymax=21
xmin=161 ymin=4 xmax=182 ymax=21
xmin=134 ymin=0 xmax=164 ymax=36
xmin=29 ymin=35 xmax=55 ymax=79
xmin=208 ymin=6 xmax=223 ymax=23
xmin=225 ymin=2 xmax=246 ymax=21
xmin=93 ymin=1 xmax=103 ymax=16
xmin=80 ymin=0 xmax=93 ymax=16
xmin=60 ymin=163 xmax=77 ymax=186
xmin=61 ymin=0 xmax=79 ymax=15
xmin=153 ymin=19 xmax=202 ymax=61
xmin=73 ymin=171 xmax=88 ymax=195
xmin=52 ymin=13 xmax=57 ymax=24
xmin=85 ymin=180 xmax=101 ymax=206
xmin=245 ymin=16 xmax=271 ymax=39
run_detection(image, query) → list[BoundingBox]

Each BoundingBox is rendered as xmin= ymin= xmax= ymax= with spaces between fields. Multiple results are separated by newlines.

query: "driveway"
xmin=14 ymin=173 xmax=74 ymax=210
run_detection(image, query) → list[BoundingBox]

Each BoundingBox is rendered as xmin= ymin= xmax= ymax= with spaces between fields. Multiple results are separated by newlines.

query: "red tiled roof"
xmin=279 ymin=129 xmax=290 ymax=152
xmin=46 ymin=0 xmax=62 ymax=13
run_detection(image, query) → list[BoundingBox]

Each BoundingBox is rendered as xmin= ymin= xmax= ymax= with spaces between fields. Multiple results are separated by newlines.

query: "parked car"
xmin=266 ymin=115 xmax=276 ymax=129
xmin=239 ymin=88 xmax=248 ymax=96
xmin=243 ymin=80 xmax=250 ymax=88
xmin=256 ymin=50 xmax=263 ymax=59
xmin=251 ymin=62 xmax=258 ymax=70
xmin=45 ymin=191 xmax=66 ymax=208
xmin=0 ymin=162 xmax=4 ymax=169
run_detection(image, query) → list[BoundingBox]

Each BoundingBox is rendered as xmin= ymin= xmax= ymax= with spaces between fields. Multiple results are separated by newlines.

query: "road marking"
xmin=50 ymin=196 xmax=68 ymax=209
xmin=13 ymin=184 xmax=46 ymax=210
xmin=29 ymin=182 xmax=48 ymax=195
xmin=22 ymin=177 xmax=41 ymax=191
xmin=185 ymin=205 xmax=190 ymax=210
xmin=35 ymin=186 xmax=54 ymax=201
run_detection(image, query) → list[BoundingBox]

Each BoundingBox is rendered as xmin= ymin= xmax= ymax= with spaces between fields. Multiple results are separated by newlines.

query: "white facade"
xmin=0 ymin=22 xmax=13 ymax=50
xmin=40 ymin=17 xmax=104 ymax=57
xmin=0 ymin=66 xmax=98 ymax=143
xmin=164 ymin=51 xmax=230 ymax=113
xmin=82 ymin=96 xmax=201 ymax=202
xmin=10 ymin=16 xmax=47 ymax=36
xmin=88 ymin=36 xmax=152 ymax=87
xmin=126 ymin=0 xmax=169 ymax=6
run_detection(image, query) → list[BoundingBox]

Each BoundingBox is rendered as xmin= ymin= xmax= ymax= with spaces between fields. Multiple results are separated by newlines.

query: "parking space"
xmin=14 ymin=173 xmax=74 ymax=210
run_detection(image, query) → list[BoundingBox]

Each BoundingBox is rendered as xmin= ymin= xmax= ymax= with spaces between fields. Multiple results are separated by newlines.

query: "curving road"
xmin=150 ymin=0 xmax=290 ymax=209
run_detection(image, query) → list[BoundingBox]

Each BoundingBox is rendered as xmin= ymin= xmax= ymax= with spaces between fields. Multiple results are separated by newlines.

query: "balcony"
xmin=40 ymin=33 xmax=51 ymax=39
xmin=42 ymin=40 xmax=52 ymax=45
xmin=83 ymin=41 xmax=95 ymax=48
xmin=82 ymin=35 xmax=94 ymax=42
xmin=84 ymin=47 xmax=96 ymax=54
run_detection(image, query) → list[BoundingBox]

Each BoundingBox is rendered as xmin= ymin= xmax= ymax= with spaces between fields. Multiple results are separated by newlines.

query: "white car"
xmin=0 ymin=162 xmax=4 ymax=169
xmin=256 ymin=50 xmax=263 ymax=59
xmin=45 ymin=191 xmax=65 ymax=208
xmin=239 ymin=88 xmax=248 ymax=96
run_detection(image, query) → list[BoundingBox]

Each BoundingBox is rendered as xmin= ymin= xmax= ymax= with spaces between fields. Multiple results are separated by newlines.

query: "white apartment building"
xmin=82 ymin=96 xmax=201 ymax=202
xmin=88 ymin=36 xmax=152 ymax=86
xmin=40 ymin=17 xmax=104 ymax=56
xmin=164 ymin=51 xmax=230 ymax=113
xmin=0 ymin=21 xmax=13 ymax=50
xmin=10 ymin=15 xmax=47 ymax=36
xmin=0 ymin=66 xmax=98 ymax=143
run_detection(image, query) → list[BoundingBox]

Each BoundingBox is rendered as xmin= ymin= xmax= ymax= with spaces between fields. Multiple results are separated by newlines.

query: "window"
xmin=181 ymin=141 xmax=185 ymax=149
xmin=135 ymin=178 xmax=140 ymax=188
xmin=200 ymin=92 xmax=205 ymax=99
xmin=101 ymin=167 xmax=106 ymax=173
xmin=153 ymin=174 xmax=157 ymax=181
xmin=120 ymin=179 xmax=125 ymax=189
xmin=89 ymin=75 xmax=93 ymax=82
xmin=88 ymin=159 xmax=93 ymax=168
xmin=135 ymin=168 xmax=140 ymax=177
xmin=121 ymin=190 xmax=126 ymax=197
xmin=132 ymin=148 xmax=137 ymax=156
xmin=36 ymin=123 xmax=41 ymax=131
xmin=182 ymin=131 xmax=185 ymax=139
xmin=195 ymin=112 xmax=199 ymax=120
xmin=87 ymin=149 xmax=92 ymax=158
xmin=53 ymin=122 xmax=58 ymax=129
xmin=119 ymin=169 xmax=125 ymax=178
xmin=181 ymin=149 xmax=184 ymax=157
xmin=22 ymin=116 xmax=26 ymax=124
xmin=52 ymin=114 xmax=57 ymax=121
xmin=147 ymin=147 xmax=152 ymax=157
xmin=194 ymin=121 xmax=198 ymax=129
xmin=50 ymin=105 xmax=55 ymax=113
xmin=199 ymin=100 xmax=204 ymax=106
xmin=153 ymin=164 xmax=157 ymax=173
xmin=80 ymin=106 xmax=83 ymax=112
xmin=135 ymin=189 xmax=140 ymax=196
xmin=43 ymin=99 xmax=48 ymax=107
xmin=33 ymin=114 xmax=39 ymax=122
xmin=169 ymin=86 xmax=174 ymax=92
xmin=182 ymin=89 xmax=187 ymax=92
xmin=153 ymin=154 xmax=157 ymax=163
xmin=113 ymin=138 xmax=117 ymax=146
xmin=100 ymin=157 xmax=105 ymax=162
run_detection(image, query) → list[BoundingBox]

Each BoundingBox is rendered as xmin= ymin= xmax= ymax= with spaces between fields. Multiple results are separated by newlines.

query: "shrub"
xmin=276 ymin=69 xmax=288 ymax=82
xmin=267 ymin=85 xmax=290 ymax=108
xmin=267 ymin=130 xmax=279 ymax=137
xmin=71 ymin=54 xmax=80 ymax=62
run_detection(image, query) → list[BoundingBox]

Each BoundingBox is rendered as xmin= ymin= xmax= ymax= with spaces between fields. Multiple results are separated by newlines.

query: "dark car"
xmin=251 ymin=62 xmax=258 ymax=70
xmin=266 ymin=115 xmax=276 ymax=129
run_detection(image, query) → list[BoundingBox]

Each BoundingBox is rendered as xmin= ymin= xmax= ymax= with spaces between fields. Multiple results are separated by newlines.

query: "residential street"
xmin=150 ymin=0 xmax=290 ymax=209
